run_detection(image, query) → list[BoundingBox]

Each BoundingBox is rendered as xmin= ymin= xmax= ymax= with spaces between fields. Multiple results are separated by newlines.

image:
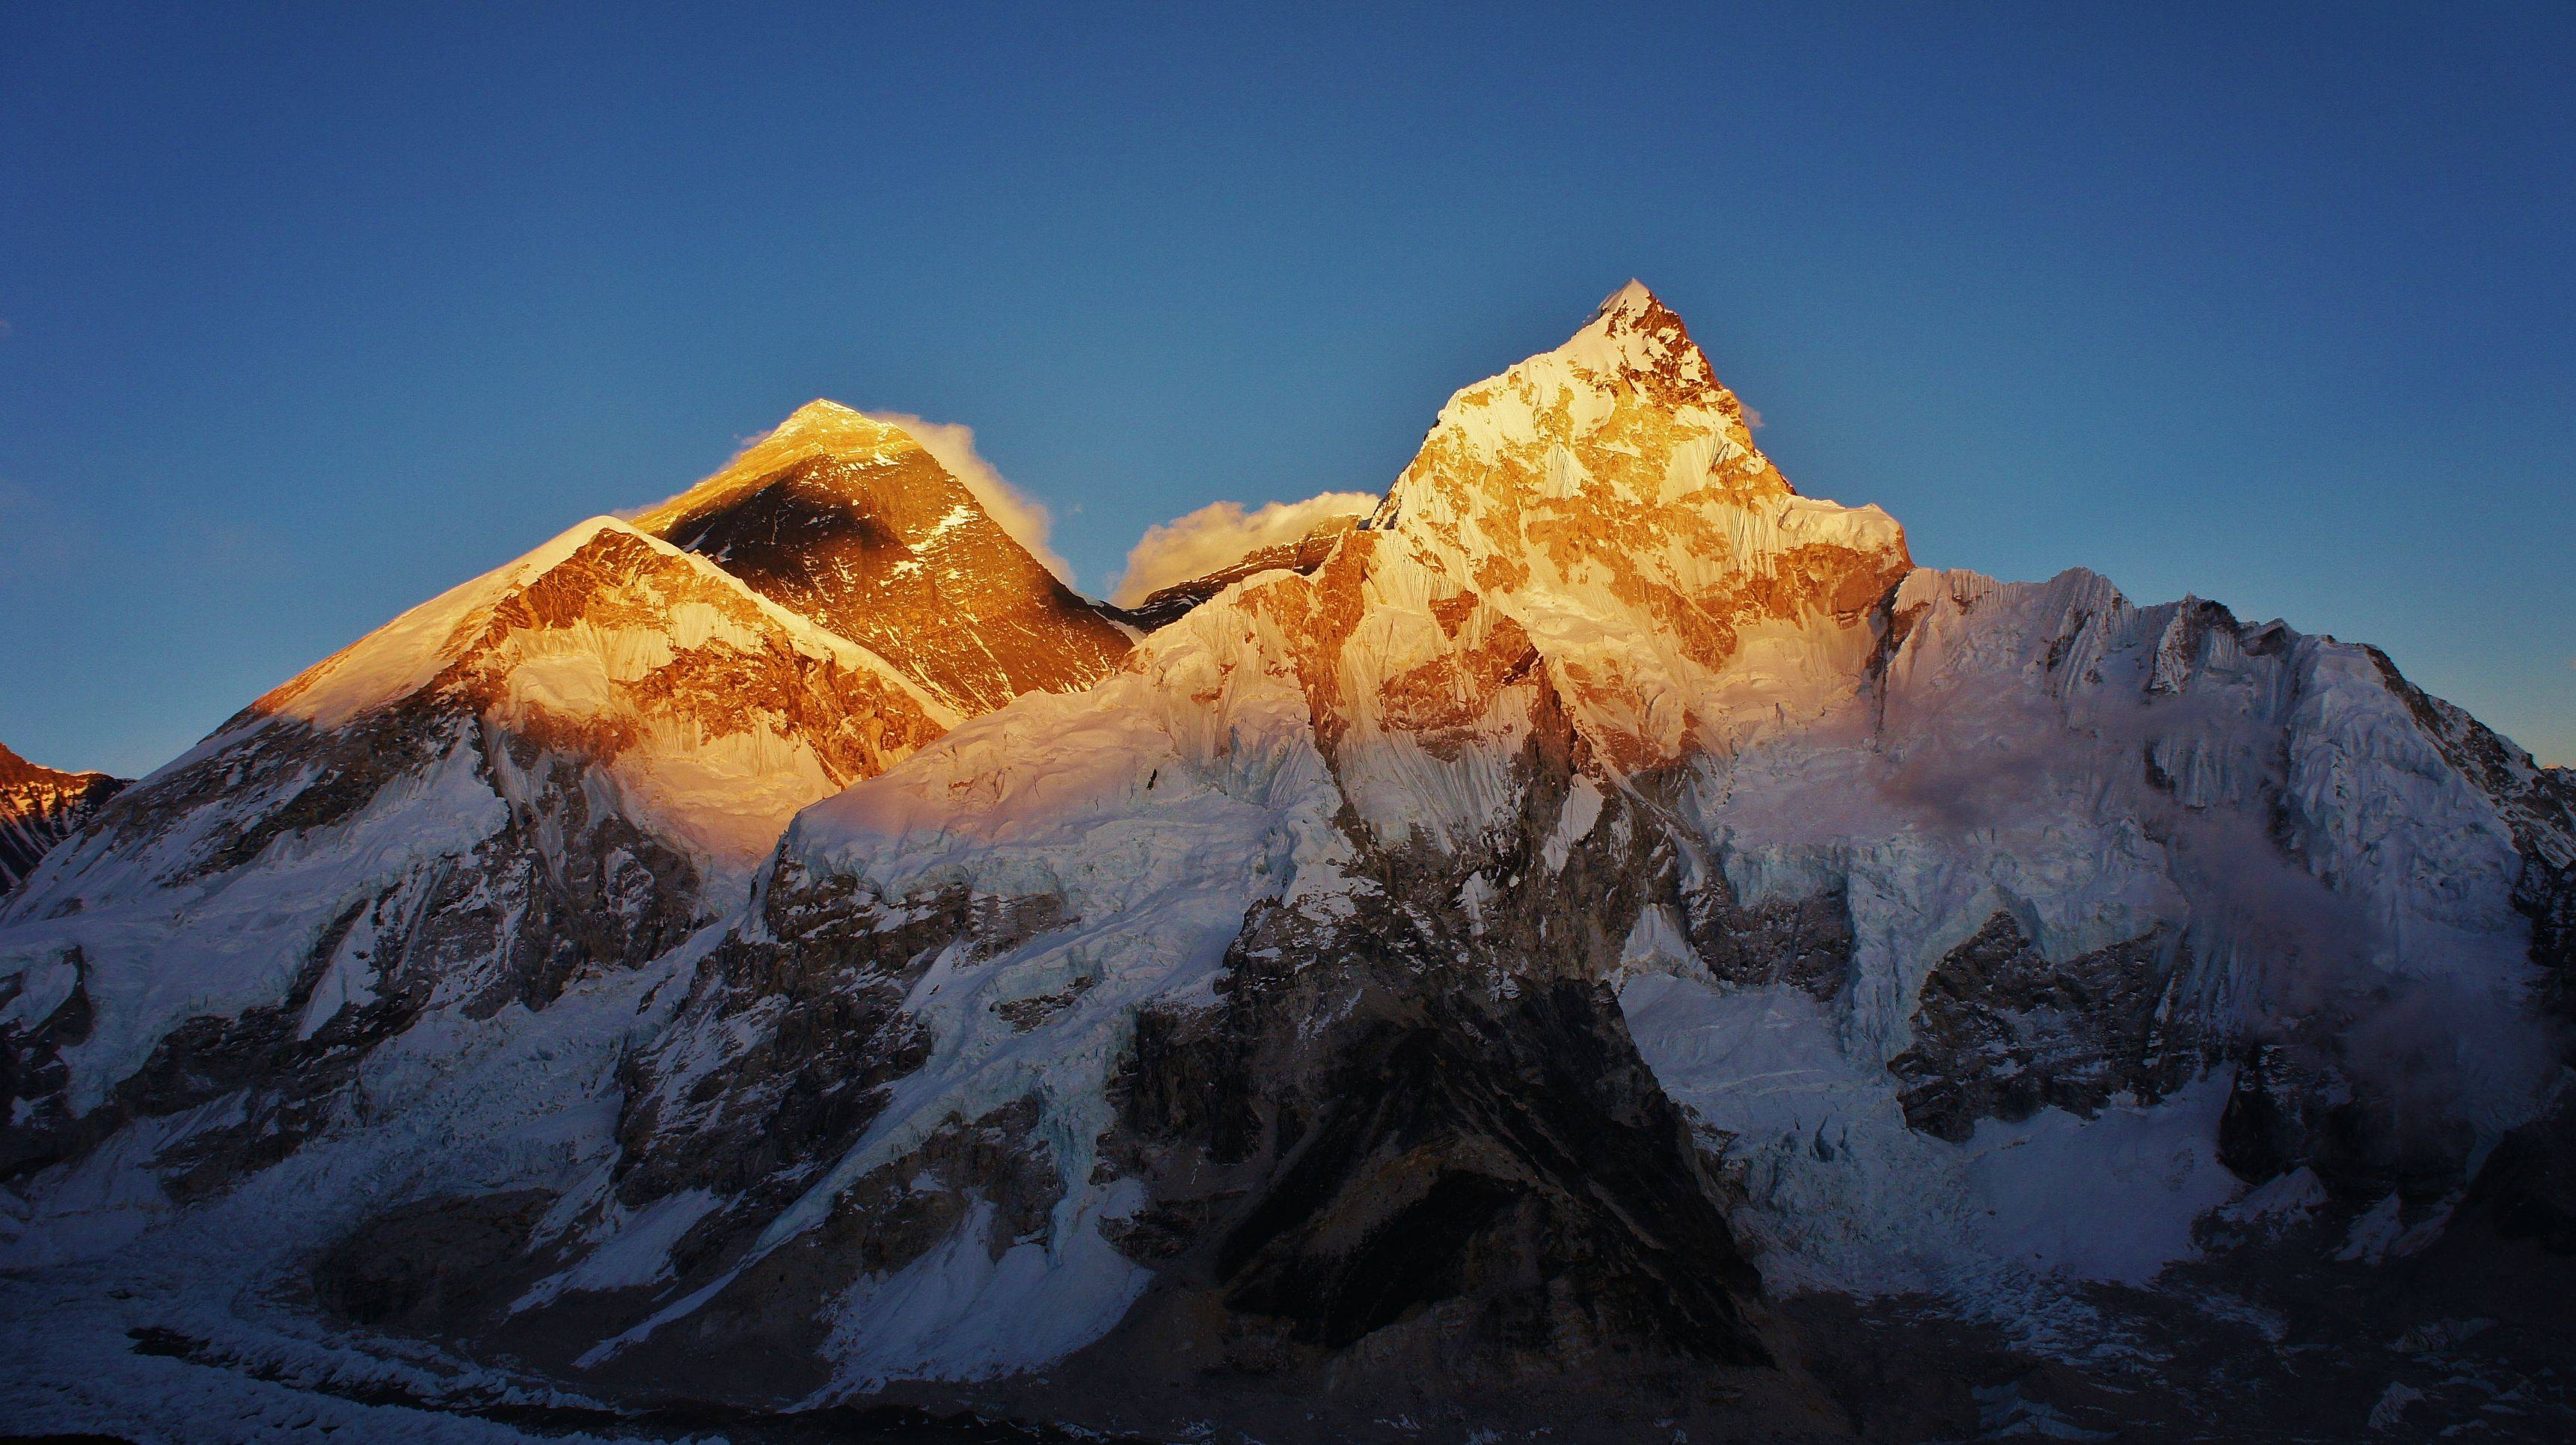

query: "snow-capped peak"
xmin=767 ymin=398 xmax=900 ymax=447
xmin=248 ymin=514 xmax=954 ymax=737
xmin=629 ymin=401 xmax=921 ymax=535
xmin=1551 ymin=279 xmax=1716 ymax=396
xmin=629 ymin=401 xmax=1135 ymax=717
xmin=1588 ymin=277 xmax=1667 ymax=333
xmin=1310 ymin=288 xmax=1910 ymax=780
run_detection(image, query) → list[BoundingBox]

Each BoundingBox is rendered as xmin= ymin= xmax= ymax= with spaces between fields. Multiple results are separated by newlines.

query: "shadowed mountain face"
xmin=632 ymin=402 xmax=1132 ymax=717
xmin=0 ymin=743 xmax=125 ymax=896
xmin=1 ymin=289 xmax=2572 ymax=1444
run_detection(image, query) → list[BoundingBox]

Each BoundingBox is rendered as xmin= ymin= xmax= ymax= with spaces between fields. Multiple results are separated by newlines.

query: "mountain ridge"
xmin=0 ymin=743 xmax=126 ymax=898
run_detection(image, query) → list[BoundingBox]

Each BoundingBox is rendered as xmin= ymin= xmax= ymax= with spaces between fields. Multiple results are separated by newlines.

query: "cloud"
xmin=1111 ymin=491 xmax=1379 ymax=606
xmin=859 ymin=411 xmax=1073 ymax=585
xmin=1741 ymin=404 xmax=1763 ymax=429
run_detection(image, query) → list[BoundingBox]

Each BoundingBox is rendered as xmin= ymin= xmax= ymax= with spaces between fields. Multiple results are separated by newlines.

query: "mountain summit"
xmin=1555 ymin=278 xmax=1724 ymax=397
xmin=634 ymin=402 xmax=1132 ymax=717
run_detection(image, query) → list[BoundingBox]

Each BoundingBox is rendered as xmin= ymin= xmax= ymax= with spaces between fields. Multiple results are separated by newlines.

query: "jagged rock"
xmin=1888 ymin=912 xmax=2190 ymax=1142
xmin=2468 ymin=1096 xmax=2576 ymax=1254
xmin=0 ymin=742 xmax=126 ymax=896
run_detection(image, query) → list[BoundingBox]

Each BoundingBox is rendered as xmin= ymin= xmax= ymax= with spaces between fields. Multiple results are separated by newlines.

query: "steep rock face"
xmin=0 ymin=744 xmax=126 ymax=896
xmin=1092 ymin=758 xmax=1773 ymax=1387
xmin=2360 ymin=645 xmax=2576 ymax=1019
xmin=633 ymin=402 xmax=1132 ymax=717
xmin=1886 ymin=912 xmax=2186 ymax=1143
xmin=0 ymin=518 xmax=950 ymax=1240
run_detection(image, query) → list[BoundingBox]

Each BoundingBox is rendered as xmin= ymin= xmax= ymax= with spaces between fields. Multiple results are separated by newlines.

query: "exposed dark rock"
xmin=179 ymin=707 xmax=455 ymax=883
xmin=2217 ymin=1040 xmax=2476 ymax=1203
xmin=1888 ymin=912 xmax=2192 ymax=1142
xmin=1085 ymin=678 xmax=1771 ymax=1387
xmin=2467 ymin=1095 xmax=2576 ymax=1254
xmin=611 ymin=864 xmax=958 ymax=1211
xmin=994 ymin=972 xmax=1094 ymax=1031
xmin=311 ymin=1189 xmax=558 ymax=1331
xmin=1677 ymin=865 xmax=1853 ymax=998
xmin=0 ymin=946 xmax=97 ymax=1180
xmin=1106 ymin=939 xmax=1769 ymax=1376
xmin=2217 ymin=1042 xmax=2346 ymax=1187
xmin=530 ymin=1097 xmax=1065 ymax=1408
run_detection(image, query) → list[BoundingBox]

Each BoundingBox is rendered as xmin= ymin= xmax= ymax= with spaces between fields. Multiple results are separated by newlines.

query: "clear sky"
xmin=3 ymin=2 xmax=2569 ymax=776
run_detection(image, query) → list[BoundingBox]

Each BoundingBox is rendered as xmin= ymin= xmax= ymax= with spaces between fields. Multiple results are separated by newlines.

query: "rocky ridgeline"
xmin=0 ymin=743 xmax=125 ymax=896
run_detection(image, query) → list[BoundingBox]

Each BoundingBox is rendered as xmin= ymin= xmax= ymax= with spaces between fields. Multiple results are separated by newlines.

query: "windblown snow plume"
xmin=856 ymin=411 xmax=1073 ymax=586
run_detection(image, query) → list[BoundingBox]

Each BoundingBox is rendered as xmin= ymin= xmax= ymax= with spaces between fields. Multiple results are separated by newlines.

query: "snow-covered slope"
xmin=0 ymin=516 xmax=948 ymax=1224
xmin=0 ymin=743 xmax=125 ymax=896
xmin=633 ymin=401 xmax=1133 ymax=717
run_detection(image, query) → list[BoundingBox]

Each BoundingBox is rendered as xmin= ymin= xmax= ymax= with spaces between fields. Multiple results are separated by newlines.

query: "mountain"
xmin=568 ymin=283 xmax=2575 ymax=1434
xmin=0 ymin=515 xmax=949 ymax=1200
xmin=0 ymin=744 xmax=126 ymax=896
xmin=631 ymin=400 xmax=1133 ymax=717
xmin=1 ymin=287 xmax=2572 ymax=1443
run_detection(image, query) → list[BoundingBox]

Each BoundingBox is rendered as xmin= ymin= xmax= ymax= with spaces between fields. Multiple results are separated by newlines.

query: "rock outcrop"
xmin=0 ymin=743 xmax=125 ymax=896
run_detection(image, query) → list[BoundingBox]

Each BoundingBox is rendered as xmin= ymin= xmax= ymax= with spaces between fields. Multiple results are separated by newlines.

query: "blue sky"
xmin=3 ymin=2 xmax=2569 ymax=775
